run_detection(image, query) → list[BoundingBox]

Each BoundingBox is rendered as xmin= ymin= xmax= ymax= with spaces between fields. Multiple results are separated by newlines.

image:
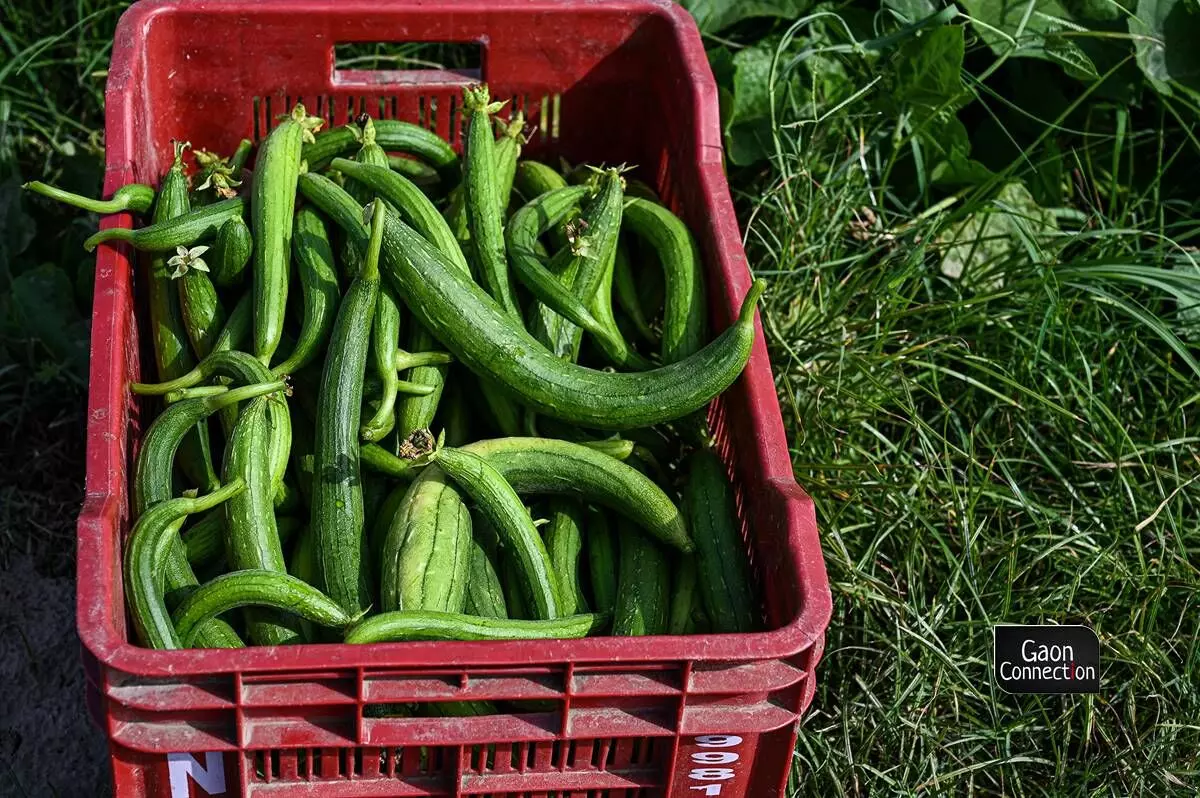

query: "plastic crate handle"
xmin=331 ymin=41 xmax=483 ymax=89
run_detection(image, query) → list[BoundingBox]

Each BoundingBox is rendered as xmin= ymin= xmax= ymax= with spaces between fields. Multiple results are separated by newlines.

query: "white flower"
xmin=167 ymin=245 xmax=210 ymax=278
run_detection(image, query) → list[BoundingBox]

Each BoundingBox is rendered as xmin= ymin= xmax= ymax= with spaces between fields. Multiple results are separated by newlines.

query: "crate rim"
xmin=103 ymin=0 xmax=728 ymax=163
xmin=78 ymin=0 xmax=833 ymax=681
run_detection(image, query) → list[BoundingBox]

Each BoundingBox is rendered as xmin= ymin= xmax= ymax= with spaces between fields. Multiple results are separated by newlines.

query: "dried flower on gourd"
xmin=193 ymin=149 xmax=242 ymax=199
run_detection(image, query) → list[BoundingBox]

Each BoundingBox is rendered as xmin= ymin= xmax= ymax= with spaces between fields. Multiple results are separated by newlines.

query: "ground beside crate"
xmin=0 ymin=556 xmax=110 ymax=797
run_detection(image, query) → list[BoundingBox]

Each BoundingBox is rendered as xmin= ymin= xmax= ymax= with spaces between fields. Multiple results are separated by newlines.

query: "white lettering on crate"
xmin=168 ymin=752 xmax=227 ymax=797
xmin=688 ymin=735 xmax=743 ymax=794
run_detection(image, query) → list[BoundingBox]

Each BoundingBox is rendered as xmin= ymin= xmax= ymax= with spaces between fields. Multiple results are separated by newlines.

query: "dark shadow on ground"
xmin=0 ymin=384 xmax=109 ymax=796
xmin=0 ymin=556 xmax=110 ymax=796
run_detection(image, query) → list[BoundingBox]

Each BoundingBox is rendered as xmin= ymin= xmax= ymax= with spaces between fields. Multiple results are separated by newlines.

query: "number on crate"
xmin=686 ymin=735 xmax=743 ymax=794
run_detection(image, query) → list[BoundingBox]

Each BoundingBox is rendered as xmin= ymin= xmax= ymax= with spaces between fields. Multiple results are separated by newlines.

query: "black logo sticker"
xmin=993 ymin=625 xmax=1100 ymax=694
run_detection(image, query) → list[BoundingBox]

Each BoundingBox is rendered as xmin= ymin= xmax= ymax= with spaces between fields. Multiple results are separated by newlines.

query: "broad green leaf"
xmin=718 ymin=31 xmax=855 ymax=165
xmin=959 ymin=0 xmax=1075 ymax=57
xmin=680 ymin=0 xmax=815 ymax=34
xmin=729 ymin=41 xmax=777 ymax=127
xmin=723 ymin=41 xmax=780 ymax=166
xmin=1063 ymin=0 xmax=1134 ymax=20
xmin=709 ymin=46 xmax=737 ymax=132
xmin=1044 ymin=34 xmax=1100 ymax=79
xmin=708 ymin=46 xmax=736 ymax=88
xmin=1130 ymin=0 xmax=1200 ymax=97
xmin=10 ymin=263 xmax=90 ymax=381
xmin=875 ymin=26 xmax=987 ymax=186
xmin=885 ymin=26 xmax=969 ymax=119
xmin=726 ymin=118 xmax=777 ymax=166
xmin=931 ymin=155 xmax=995 ymax=185
xmin=0 ymin=178 xmax=37 ymax=282
xmin=938 ymin=182 xmax=1058 ymax=286
xmin=716 ymin=85 xmax=736 ymax=133
xmin=961 ymin=0 xmax=1134 ymax=89
xmin=884 ymin=0 xmax=940 ymax=22
xmin=800 ymin=46 xmax=855 ymax=103
xmin=925 ymin=116 xmax=995 ymax=186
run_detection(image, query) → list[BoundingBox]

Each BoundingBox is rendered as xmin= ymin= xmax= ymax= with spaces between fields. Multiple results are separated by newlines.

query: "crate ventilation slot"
xmin=249 ymin=745 xmax=447 ymax=784
xmin=251 ymin=92 xmax=561 ymax=143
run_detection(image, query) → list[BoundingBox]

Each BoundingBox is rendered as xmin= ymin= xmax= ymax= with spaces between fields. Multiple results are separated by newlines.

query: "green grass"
xmin=725 ymin=12 xmax=1200 ymax=794
xmin=3 ymin=1 xmax=1200 ymax=796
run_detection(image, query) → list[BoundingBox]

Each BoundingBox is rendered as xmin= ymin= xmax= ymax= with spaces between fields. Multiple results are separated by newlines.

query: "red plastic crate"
xmin=77 ymin=1 xmax=832 ymax=796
